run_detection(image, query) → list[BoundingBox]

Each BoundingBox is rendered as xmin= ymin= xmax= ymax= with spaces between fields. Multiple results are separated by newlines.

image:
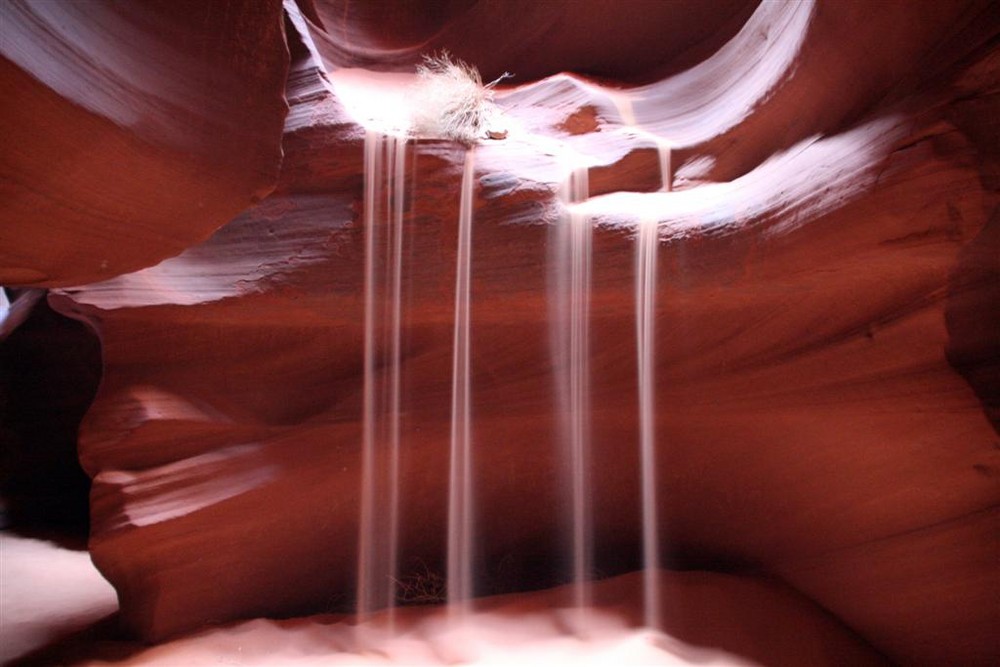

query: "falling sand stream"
xmin=356 ymin=99 xmax=671 ymax=636
xmin=637 ymin=141 xmax=671 ymax=629
xmin=358 ymin=131 xmax=407 ymax=630
xmin=552 ymin=160 xmax=594 ymax=628
xmin=609 ymin=89 xmax=671 ymax=629
xmin=447 ymin=148 xmax=477 ymax=624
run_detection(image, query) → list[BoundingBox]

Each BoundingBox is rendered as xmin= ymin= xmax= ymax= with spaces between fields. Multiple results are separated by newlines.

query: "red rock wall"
xmin=295 ymin=0 xmax=758 ymax=83
xmin=4 ymin=0 xmax=998 ymax=665
xmin=0 ymin=0 xmax=289 ymax=287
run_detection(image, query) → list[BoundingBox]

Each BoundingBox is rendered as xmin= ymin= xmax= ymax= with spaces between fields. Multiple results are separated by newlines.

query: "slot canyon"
xmin=1 ymin=1 xmax=998 ymax=665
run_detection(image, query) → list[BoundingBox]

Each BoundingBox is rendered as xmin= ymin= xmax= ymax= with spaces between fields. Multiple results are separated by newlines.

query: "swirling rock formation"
xmin=0 ymin=0 xmax=288 ymax=287
xmin=5 ymin=0 xmax=998 ymax=665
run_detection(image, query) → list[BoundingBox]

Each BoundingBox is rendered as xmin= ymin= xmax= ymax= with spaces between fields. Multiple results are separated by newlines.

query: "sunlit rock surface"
xmin=9 ymin=0 xmax=998 ymax=665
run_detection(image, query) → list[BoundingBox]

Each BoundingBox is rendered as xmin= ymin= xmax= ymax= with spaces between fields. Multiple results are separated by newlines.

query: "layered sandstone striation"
xmin=3 ymin=0 xmax=997 ymax=665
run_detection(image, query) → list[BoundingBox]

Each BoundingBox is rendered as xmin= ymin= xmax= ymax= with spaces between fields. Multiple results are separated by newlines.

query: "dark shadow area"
xmin=0 ymin=290 xmax=102 ymax=542
xmin=946 ymin=211 xmax=1000 ymax=433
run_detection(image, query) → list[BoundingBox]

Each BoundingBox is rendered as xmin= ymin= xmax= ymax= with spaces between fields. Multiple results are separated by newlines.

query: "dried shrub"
xmin=393 ymin=560 xmax=447 ymax=605
xmin=409 ymin=52 xmax=509 ymax=143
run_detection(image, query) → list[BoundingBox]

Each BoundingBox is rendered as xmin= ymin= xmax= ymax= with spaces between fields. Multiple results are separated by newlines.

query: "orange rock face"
xmin=5 ymin=1 xmax=998 ymax=665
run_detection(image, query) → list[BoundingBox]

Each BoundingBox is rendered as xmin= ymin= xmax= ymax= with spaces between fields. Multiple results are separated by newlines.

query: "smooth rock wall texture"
xmin=6 ymin=0 xmax=998 ymax=665
xmin=0 ymin=0 xmax=289 ymax=287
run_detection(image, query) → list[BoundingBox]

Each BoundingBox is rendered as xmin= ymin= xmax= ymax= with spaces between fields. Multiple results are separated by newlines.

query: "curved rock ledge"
xmin=0 ymin=0 xmax=289 ymax=287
